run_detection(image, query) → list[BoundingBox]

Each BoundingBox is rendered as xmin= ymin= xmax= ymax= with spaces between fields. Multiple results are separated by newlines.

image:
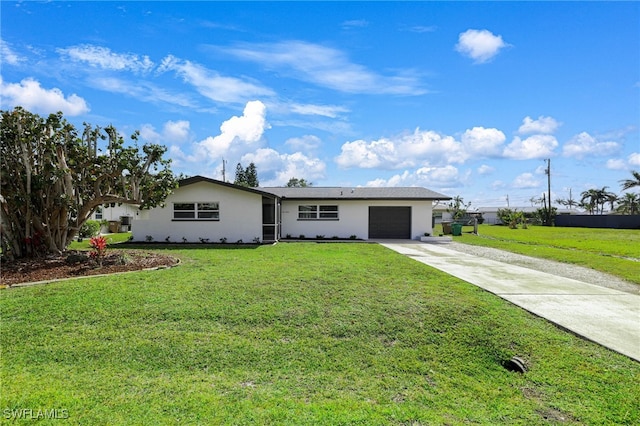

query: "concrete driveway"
xmin=380 ymin=241 xmax=640 ymax=362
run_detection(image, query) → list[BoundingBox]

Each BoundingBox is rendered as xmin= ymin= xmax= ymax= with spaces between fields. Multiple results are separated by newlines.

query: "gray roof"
xmin=178 ymin=176 xmax=278 ymax=198
xmin=178 ymin=176 xmax=451 ymax=201
xmin=260 ymin=186 xmax=451 ymax=200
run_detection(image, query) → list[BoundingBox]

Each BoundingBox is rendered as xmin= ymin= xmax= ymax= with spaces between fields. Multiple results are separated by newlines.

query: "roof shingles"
xmin=260 ymin=186 xmax=451 ymax=200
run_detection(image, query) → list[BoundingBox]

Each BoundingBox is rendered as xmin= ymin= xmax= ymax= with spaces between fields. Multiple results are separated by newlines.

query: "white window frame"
xmin=173 ymin=202 xmax=220 ymax=221
xmin=298 ymin=204 xmax=339 ymax=220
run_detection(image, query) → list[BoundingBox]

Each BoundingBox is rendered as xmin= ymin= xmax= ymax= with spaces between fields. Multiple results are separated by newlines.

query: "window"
xmin=298 ymin=205 xmax=317 ymax=219
xmin=95 ymin=207 xmax=103 ymax=220
xmin=319 ymin=205 xmax=339 ymax=219
xmin=298 ymin=205 xmax=338 ymax=220
xmin=173 ymin=202 xmax=219 ymax=220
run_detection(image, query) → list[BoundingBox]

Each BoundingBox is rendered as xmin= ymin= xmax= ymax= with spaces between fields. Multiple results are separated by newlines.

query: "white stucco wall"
xmin=132 ymin=181 xmax=264 ymax=243
xmin=91 ymin=204 xmax=140 ymax=221
xmin=280 ymin=199 xmax=434 ymax=240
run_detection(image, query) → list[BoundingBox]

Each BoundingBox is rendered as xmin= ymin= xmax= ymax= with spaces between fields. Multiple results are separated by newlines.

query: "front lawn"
xmin=1 ymin=243 xmax=638 ymax=424
xmin=444 ymin=224 xmax=640 ymax=285
xmin=68 ymin=232 xmax=132 ymax=250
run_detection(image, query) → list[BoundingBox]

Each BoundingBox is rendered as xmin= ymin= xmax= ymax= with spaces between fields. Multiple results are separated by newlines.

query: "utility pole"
xmin=221 ymin=158 xmax=226 ymax=182
xmin=545 ymin=158 xmax=552 ymax=226
xmin=506 ymin=194 xmax=510 ymax=208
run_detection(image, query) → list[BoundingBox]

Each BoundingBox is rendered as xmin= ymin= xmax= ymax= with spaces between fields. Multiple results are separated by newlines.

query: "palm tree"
xmin=529 ymin=196 xmax=541 ymax=207
xmin=605 ymin=192 xmax=618 ymax=213
xmin=556 ymin=188 xmax=578 ymax=209
xmin=616 ymin=192 xmax=640 ymax=215
xmin=587 ymin=186 xmax=616 ymax=214
xmin=580 ymin=189 xmax=599 ymax=214
xmin=620 ymin=170 xmax=640 ymax=191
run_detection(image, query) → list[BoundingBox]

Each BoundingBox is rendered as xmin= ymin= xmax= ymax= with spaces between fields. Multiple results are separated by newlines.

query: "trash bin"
xmin=108 ymin=220 xmax=120 ymax=233
xmin=452 ymin=223 xmax=463 ymax=236
xmin=442 ymin=221 xmax=452 ymax=235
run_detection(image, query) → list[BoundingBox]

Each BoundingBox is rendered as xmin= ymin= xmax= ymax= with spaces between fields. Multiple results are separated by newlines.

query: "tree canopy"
xmin=0 ymin=107 xmax=177 ymax=259
xmin=234 ymin=162 xmax=259 ymax=187
xmin=285 ymin=177 xmax=312 ymax=187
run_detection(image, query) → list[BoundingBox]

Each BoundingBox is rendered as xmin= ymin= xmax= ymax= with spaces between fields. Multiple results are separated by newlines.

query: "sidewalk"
xmin=380 ymin=241 xmax=640 ymax=362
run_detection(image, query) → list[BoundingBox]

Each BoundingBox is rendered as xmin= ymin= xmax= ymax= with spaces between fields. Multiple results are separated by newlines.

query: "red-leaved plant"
xmin=89 ymin=236 xmax=108 ymax=266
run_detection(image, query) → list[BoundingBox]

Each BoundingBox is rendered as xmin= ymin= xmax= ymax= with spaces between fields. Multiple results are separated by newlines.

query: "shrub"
xmin=65 ymin=252 xmax=88 ymax=264
xmin=80 ymin=220 xmax=101 ymax=238
xmin=89 ymin=236 xmax=107 ymax=267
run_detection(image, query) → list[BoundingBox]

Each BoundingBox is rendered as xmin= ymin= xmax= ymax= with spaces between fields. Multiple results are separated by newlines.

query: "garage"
xmin=368 ymin=206 xmax=411 ymax=239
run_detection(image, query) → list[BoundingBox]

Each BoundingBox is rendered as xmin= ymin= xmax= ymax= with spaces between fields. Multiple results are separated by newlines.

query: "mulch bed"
xmin=1 ymin=250 xmax=178 ymax=287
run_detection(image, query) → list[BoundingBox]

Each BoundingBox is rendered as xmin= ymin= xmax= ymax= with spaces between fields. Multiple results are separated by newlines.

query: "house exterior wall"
xmin=132 ymin=181 xmax=264 ymax=243
xmin=91 ymin=204 xmax=140 ymax=222
xmin=280 ymin=199 xmax=433 ymax=240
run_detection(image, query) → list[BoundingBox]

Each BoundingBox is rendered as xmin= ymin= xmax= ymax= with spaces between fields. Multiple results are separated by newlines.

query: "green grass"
xmin=1 ymin=243 xmax=638 ymax=424
xmin=440 ymin=224 xmax=640 ymax=285
xmin=68 ymin=232 xmax=132 ymax=250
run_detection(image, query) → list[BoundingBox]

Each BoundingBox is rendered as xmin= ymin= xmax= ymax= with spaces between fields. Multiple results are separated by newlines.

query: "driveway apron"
xmin=380 ymin=241 xmax=640 ymax=362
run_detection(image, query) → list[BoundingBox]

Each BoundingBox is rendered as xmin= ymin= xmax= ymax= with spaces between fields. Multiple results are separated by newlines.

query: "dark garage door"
xmin=368 ymin=206 xmax=411 ymax=239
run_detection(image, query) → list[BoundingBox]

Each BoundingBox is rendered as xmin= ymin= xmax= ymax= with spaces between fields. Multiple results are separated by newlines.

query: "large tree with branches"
xmin=0 ymin=107 xmax=177 ymax=259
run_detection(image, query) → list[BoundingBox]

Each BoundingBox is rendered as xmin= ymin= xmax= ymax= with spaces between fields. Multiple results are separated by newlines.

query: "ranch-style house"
xmin=132 ymin=176 xmax=451 ymax=243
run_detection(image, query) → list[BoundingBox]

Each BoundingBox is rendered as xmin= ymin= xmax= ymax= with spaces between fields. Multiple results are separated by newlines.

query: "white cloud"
xmin=241 ymin=148 xmax=326 ymax=186
xmin=461 ymin=126 xmax=506 ymax=156
xmin=285 ymin=135 xmax=322 ymax=152
xmin=406 ymin=25 xmax=437 ymax=33
xmin=518 ymin=116 xmax=561 ymax=134
xmin=1 ymin=39 xmax=24 ymax=65
xmin=342 ymin=19 xmax=368 ymax=29
xmin=628 ymin=152 xmax=640 ymax=167
xmin=196 ymin=100 xmax=269 ymax=161
xmin=90 ymin=77 xmax=195 ymax=108
xmin=503 ymin=135 xmax=558 ymax=159
xmin=562 ymin=132 xmax=620 ymax=159
xmin=222 ymin=40 xmax=426 ymax=95
xmin=0 ymin=77 xmax=89 ymax=116
xmin=606 ymin=159 xmax=627 ymax=170
xmin=158 ymin=55 xmax=274 ymax=104
xmin=58 ymin=44 xmax=154 ymax=73
xmin=140 ymin=120 xmax=191 ymax=145
xmin=290 ymin=103 xmax=349 ymax=118
xmin=139 ymin=124 xmax=161 ymax=143
xmin=491 ymin=180 xmax=506 ymax=190
xmin=336 ymin=138 xmax=397 ymax=169
xmin=365 ymin=165 xmax=466 ymax=188
xmin=477 ymin=164 xmax=495 ymax=175
xmin=335 ymin=128 xmax=465 ymax=169
xmin=455 ymin=29 xmax=510 ymax=64
xmin=512 ymin=173 xmax=540 ymax=189
xmin=163 ymin=120 xmax=191 ymax=143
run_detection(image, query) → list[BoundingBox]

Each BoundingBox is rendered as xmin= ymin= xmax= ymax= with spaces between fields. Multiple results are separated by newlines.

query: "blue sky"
xmin=2 ymin=1 xmax=639 ymax=207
